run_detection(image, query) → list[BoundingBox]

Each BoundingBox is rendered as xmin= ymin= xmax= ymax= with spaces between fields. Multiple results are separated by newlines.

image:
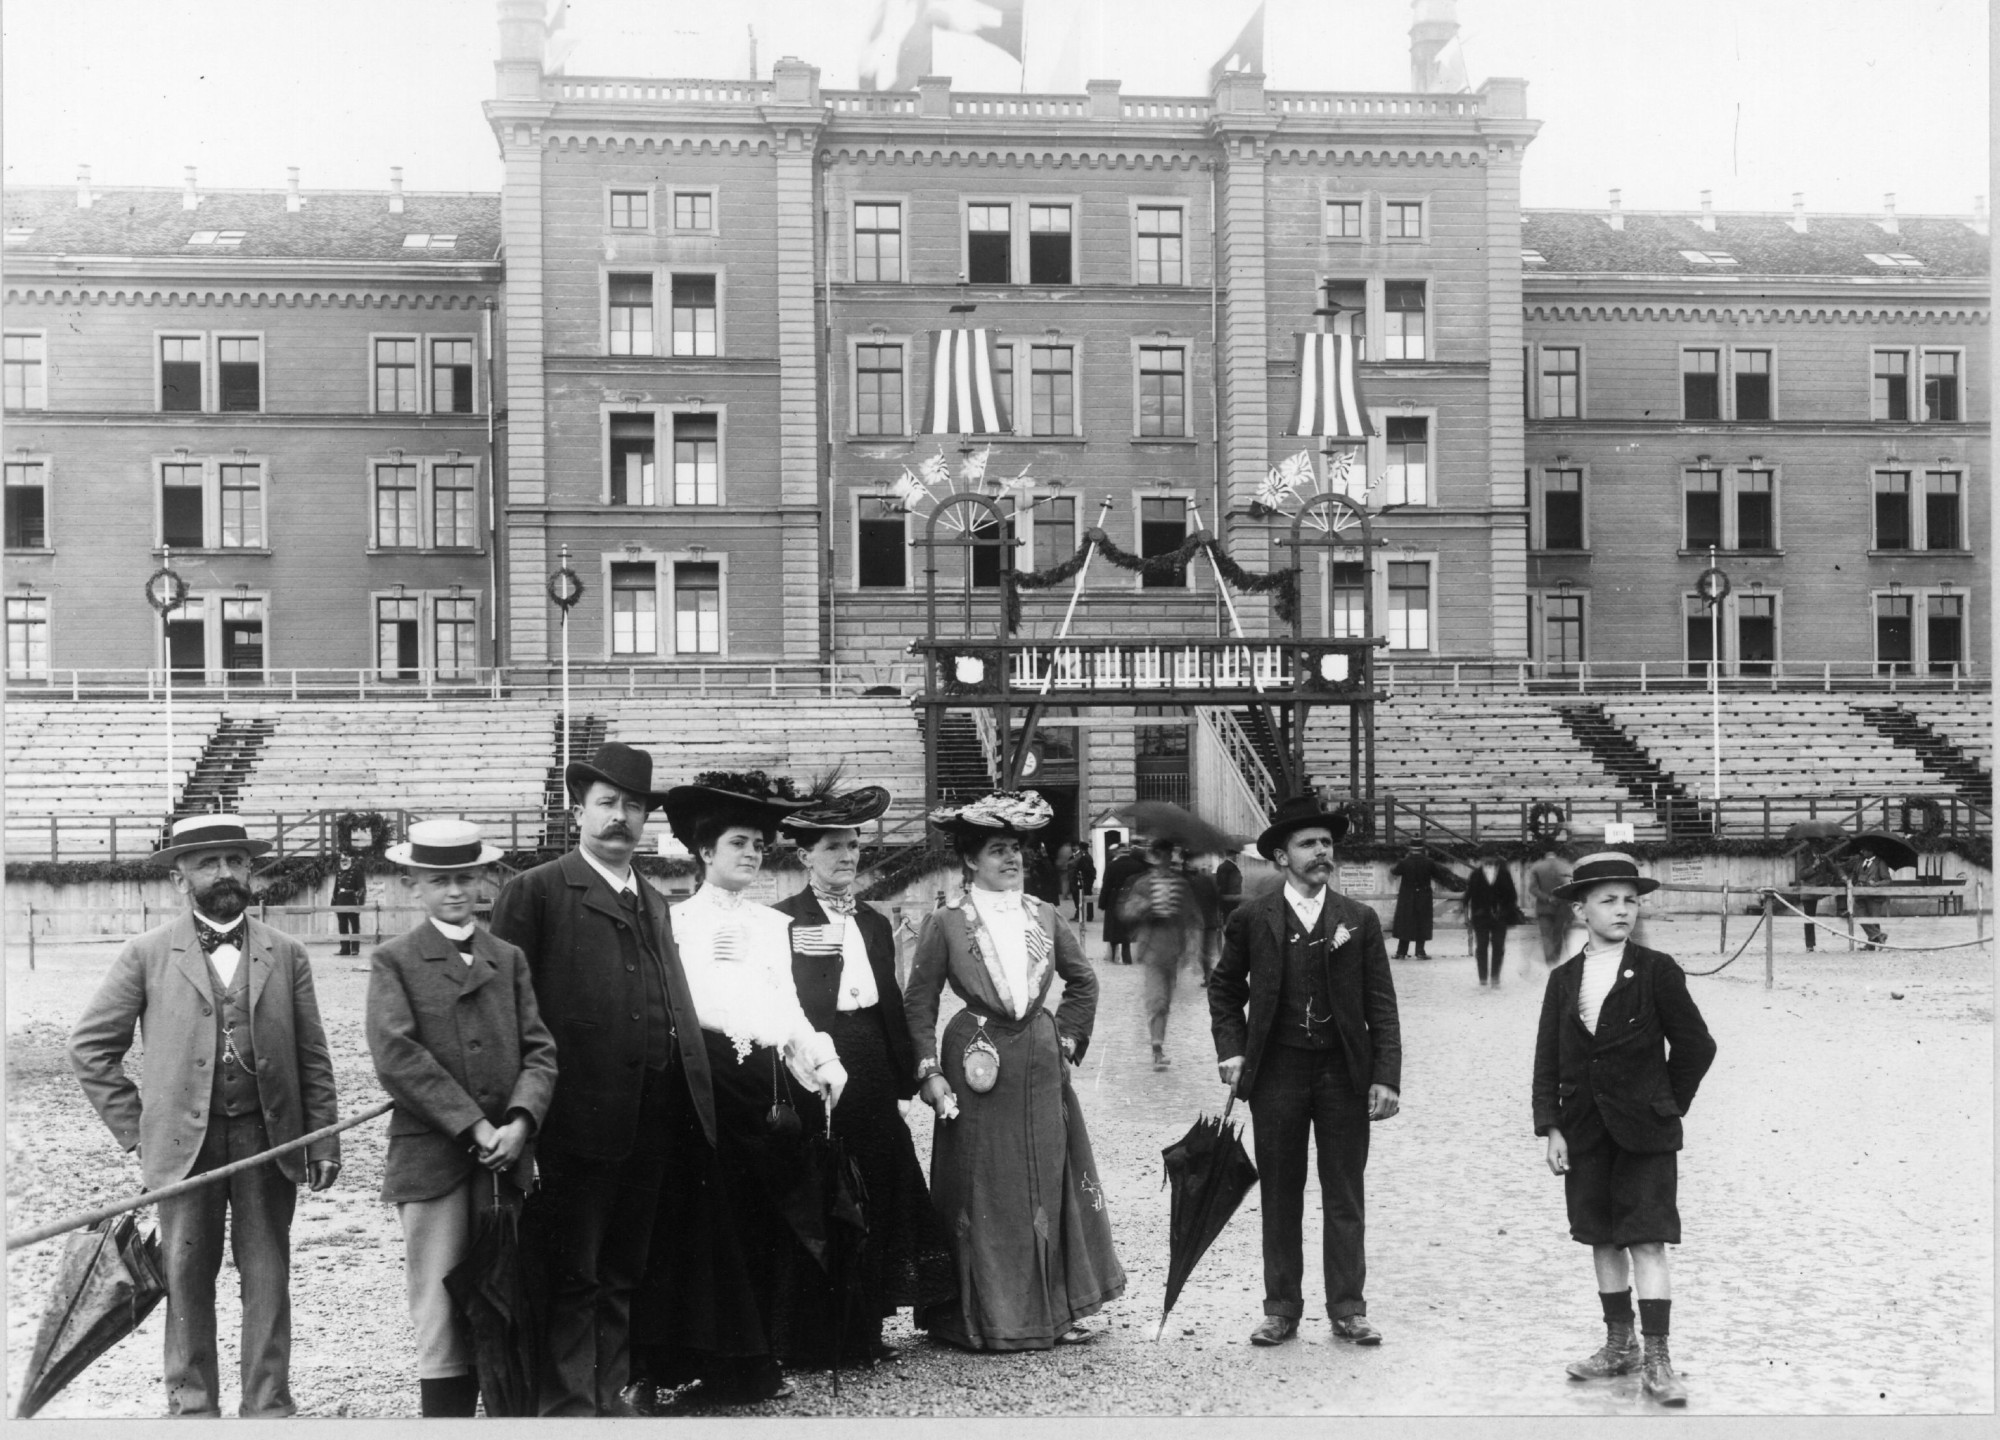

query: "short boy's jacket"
xmin=366 ymin=920 xmax=558 ymax=1203
xmin=1532 ymin=942 xmax=1716 ymax=1154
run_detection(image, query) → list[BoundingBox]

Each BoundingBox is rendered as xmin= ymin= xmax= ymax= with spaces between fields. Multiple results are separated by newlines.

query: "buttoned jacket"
xmin=770 ymin=888 xmax=917 ymax=1099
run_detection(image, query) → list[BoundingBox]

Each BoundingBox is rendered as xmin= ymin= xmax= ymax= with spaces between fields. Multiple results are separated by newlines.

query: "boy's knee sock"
xmin=1637 ymin=1297 xmax=1671 ymax=1337
xmin=1599 ymin=1289 xmax=1634 ymax=1325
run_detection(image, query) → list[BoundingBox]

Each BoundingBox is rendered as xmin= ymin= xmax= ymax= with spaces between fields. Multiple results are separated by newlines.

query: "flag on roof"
xmin=1208 ymin=2 xmax=1265 ymax=90
xmin=1287 ymin=315 xmax=1373 ymax=439
xmin=861 ymin=0 xmax=1025 ymax=92
xmin=922 ymin=328 xmax=1013 ymax=435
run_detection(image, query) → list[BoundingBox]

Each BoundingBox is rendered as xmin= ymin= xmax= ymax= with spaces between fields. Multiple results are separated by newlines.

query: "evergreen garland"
xmin=1009 ymin=527 xmax=1299 ymax=628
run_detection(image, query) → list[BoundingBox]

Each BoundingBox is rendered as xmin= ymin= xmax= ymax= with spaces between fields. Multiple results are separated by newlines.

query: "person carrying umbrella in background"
xmin=68 ymin=814 xmax=342 ymax=1418
xmin=365 ymin=820 xmax=557 ymax=1418
xmin=1388 ymin=839 xmax=1464 ymax=961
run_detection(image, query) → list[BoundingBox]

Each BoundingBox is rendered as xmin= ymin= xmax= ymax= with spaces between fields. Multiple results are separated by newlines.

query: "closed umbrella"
xmin=808 ymin=1115 xmax=871 ymax=1397
xmin=15 ymin=1213 xmax=167 ymax=1418
xmin=442 ymin=1171 xmax=540 ymax=1417
xmin=1154 ymin=1093 xmax=1259 ymax=1341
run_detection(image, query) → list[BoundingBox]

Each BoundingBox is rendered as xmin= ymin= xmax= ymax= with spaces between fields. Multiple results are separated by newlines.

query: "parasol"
xmin=1155 ymin=1091 xmax=1259 ymax=1341
xmin=15 ymin=1213 xmax=167 ymax=1418
xmin=1783 ymin=820 xmax=1849 ymax=843
xmin=1846 ymin=830 xmax=1919 ymax=873
xmin=442 ymin=1170 xmax=541 ymax=1417
xmin=1116 ymin=801 xmax=1241 ymax=858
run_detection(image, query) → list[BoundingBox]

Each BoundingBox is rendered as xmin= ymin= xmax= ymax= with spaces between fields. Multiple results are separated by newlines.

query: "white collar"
xmin=577 ymin=846 xmax=636 ymax=895
xmin=431 ymin=917 xmax=476 ymax=943
xmin=969 ymin=886 xmax=1025 ymax=915
xmin=193 ymin=909 xmax=245 ymax=935
xmin=1283 ymin=881 xmax=1326 ymax=909
xmin=692 ymin=882 xmax=749 ymax=911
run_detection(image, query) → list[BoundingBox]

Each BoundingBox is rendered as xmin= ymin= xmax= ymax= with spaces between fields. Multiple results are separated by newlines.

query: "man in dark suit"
xmin=1209 ymin=795 xmax=1401 ymax=1348
xmin=1099 ymin=836 xmax=1148 ymax=964
xmin=489 ymin=743 xmax=717 ymax=1417
xmin=70 ymin=814 xmax=341 ymax=1418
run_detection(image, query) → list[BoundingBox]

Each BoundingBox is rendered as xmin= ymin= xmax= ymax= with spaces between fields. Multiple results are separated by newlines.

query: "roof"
xmin=1 ymin=187 xmax=502 ymax=264
xmin=1521 ymin=210 xmax=1988 ymax=280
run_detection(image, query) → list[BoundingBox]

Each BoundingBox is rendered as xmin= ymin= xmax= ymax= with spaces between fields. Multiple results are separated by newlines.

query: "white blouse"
xmin=966 ymin=885 xmax=1032 ymax=1020
xmin=671 ymin=884 xmax=846 ymax=1093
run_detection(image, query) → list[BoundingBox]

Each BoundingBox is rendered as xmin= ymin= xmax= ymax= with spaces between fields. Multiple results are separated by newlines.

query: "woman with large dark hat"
xmin=905 ymin=790 xmax=1126 ymax=1351
xmin=769 ymin=784 xmax=956 ymax=1366
xmin=630 ymin=773 xmax=848 ymax=1407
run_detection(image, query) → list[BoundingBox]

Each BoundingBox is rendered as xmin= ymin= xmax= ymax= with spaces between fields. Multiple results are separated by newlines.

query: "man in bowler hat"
xmin=1208 ymin=795 xmax=1402 ymax=1347
xmin=70 ymin=814 xmax=341 ymax=1417
xmin=489 ymin=743 xmax=717 ymax=1416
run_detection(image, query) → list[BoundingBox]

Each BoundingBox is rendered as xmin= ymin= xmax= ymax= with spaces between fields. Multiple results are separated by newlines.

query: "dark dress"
xmin=1389 ymin=854 xmax=1463 ymax=946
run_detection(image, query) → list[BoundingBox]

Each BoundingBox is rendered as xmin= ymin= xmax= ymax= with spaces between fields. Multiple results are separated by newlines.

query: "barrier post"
xmin=1844 ymin=880 xmax=1855 ymax=952
xmin=1719 ymin=883 xmax=1729 ymax=953
xmin=1763 ymin=890 xmax=1774 ymax=991
xmin=26 ymin=906 xmax=35 ymax=971
xmin=1978 ymin=882 xmax=1987 ymax=951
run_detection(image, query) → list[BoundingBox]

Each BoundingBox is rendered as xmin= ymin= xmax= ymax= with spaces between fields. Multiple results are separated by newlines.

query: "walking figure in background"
xmin=1532 ymin=853 xmax=1716 ymax=1408
xmin=1388 ymin=840 xmax=1463 ymax=960
xmin=1460 ymin=847 xmax=1524 ymax=989
xmin=69 ymin=814 xmax=342 ymax=1418
xmin=1184 ymin=854 xmax=1223 ymax=986
xmin=1524 ymin=842 xmax=1575 ymax=971
xmin=332 ymin=849 xmax=367 ymax=957
xmin=1118 ymin=839 xmax=1203 ymax=1071
xmin=1099 ymin=837 xmax=1147 ymax=965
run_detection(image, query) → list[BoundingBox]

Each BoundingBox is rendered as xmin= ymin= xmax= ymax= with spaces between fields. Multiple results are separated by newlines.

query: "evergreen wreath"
xmin=1010 ymin=527 xmax=1299 ymax=628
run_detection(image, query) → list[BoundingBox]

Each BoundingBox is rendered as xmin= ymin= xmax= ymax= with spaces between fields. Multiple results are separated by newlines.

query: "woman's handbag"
xmin=962 ymin=1021 xmax=1000 ymax=1094
xmin=765 ymin=1048 xmax=802 ymax=1140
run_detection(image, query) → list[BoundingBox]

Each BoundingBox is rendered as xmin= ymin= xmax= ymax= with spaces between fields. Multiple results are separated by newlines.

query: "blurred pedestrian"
xmin=1024 ymin=840 xmax=1062 ymax=906
xmin=1848 ymin=852 xmax=1889 ymax=949
xmin=1388 ymin=840 xmax=1462 ymax=960
xmin=1068 ymin=841 xmax=1096 ymax=925
xmin=1099 ymin=838 xmax=1147 ymax=965
xmin=1460 ymin=848 xmax=1524 ymax=989
xmin=1118 ymin=839 xmax=1202 ymax=1071
xmin=1184 ymin=855 xmax=1223 ymax=985
xmin=1524 ymin=843 xmax=1574 ymax=968
xmin=1214 ymin=852 xmax=1244 ymax=923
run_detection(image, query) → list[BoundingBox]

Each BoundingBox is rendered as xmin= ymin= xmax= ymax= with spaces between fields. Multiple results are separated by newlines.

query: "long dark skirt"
xmin=782 ymin=1008 xmax=957 ymax=1366
xmin=632 ymin=1032 xmax=827 ymax=1389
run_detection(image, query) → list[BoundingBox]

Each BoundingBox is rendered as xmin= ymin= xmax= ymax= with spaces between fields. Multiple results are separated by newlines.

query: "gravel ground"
xmin=7 ymin=910 xmax=1991 ymax=1418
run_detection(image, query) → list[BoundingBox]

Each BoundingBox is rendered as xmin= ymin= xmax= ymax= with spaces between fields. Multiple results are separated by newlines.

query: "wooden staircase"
xmin=1851 ymin=705 xmax=1993 ymax=806
xmin=1553 ymin=703 xmax=1710 ymax=837
xmin=177 ymin=716 xmax=278 ymax=815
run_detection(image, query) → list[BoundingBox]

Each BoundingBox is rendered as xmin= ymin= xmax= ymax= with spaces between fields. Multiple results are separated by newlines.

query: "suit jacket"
xmin=905 ymin=897 xmax=1096 ymax=1067
xmin=770 ymin=888 xmax=917 ymax=1099
xmin=69 ymin=914 xmax=341 ymax=1191
xmin=1208 ymin=887 xmax=1401 ymax=1098
xmin=365 ymin=919 xmax=559 ymax=1203
xmin=489 ymin=851 xmax=717 ymax=1157
xmin=1531 ymin=943 xmax=1717 ymax=1154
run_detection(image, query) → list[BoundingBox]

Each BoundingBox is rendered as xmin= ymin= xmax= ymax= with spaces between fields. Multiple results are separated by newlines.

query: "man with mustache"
xmin=489 ymin=743 xmax=716 ymax=1416
xmin=70 ymin=814 xmax=341 ymax=1417
xmin=1208 ymin=795 xmax=1402 ymax=1349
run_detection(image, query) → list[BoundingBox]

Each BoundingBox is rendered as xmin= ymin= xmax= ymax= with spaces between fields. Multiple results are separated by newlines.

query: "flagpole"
xmin=1188 ymin=504 xmax=1266 ymax=696
xmin=1038 ymin=498 xmax=1113 ymax=696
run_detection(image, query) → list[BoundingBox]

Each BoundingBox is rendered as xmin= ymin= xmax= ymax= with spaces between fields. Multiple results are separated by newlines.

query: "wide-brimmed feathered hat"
xmin=781 ymin=784 xmax=894 ymax=834
xmin=1553 ymin=851 xmax=1660 ymax=901
xmin=660 ymin=770 xmax=814 ymax=847
xmin=1255 ymin=794 xmax=1350 ymax=860
xmin=564 ymin=742 xmax=671 ymax=811
xmin=929 ymin=789 xmax=1053 ymax=843
xmin=150 ymin=813 xmax=273 ymax=867
xmin=385 ymin=819 xmax=504 ymax=870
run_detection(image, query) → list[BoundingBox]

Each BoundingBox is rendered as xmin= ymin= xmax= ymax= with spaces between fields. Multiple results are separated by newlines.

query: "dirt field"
xmin=6 ymin=909 xmax=1991 ymax=1418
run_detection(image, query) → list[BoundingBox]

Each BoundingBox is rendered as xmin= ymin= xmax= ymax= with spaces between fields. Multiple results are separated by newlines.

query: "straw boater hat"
xmin=385 ymin=819 xmax=503 ymax=870
xmin=564 ymin=741 xmax=671 ymax=811
xmin=660 ymin=770 xmax=815 ymax=848
xmin=150 ymin=813 xmax=273 ymax=867
xmin=1553 ymin=851 xmax=1661 ymax=902
xmin=1255 ymin=794 xmax=1350 ymax=861
xmin=928 ymin=789 xmax=1053 ymax=843
xmin=781 ymin=784 xmax=894 ymax=835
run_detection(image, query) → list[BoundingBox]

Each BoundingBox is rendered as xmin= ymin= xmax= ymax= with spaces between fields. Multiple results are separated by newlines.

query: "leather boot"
xmin=1564 ymin=1320 xmax=1639 ymax=1380
xmin=1642 ymin=1335 xmax=1687 ymax=1405
xmin=418 ymin=1375 xmax=479 ymax=1418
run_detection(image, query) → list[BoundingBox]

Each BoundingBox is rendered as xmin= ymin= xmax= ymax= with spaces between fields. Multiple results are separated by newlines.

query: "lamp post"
xmin=547 ymin=544 xmax=584 ymax=770
xmin=145 ymin=547 xmax=190 ymax=822
xmin=1696 ymin=547 xmax=1732 ymax=817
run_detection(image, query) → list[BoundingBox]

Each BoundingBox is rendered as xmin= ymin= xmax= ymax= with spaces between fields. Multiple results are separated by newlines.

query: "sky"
xmin=2 ymin=0 xmax=1989 ymax=214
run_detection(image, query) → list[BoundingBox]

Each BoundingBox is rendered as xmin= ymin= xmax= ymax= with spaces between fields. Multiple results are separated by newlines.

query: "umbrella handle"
xmin=1221 ymin=1080 xmax=1239 ymax=1127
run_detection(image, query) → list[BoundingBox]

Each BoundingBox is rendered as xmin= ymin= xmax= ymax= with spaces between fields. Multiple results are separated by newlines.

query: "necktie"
xmin=193 ymin=918 xmax=239 ymax=954
xmin=812 ymin=885 xmax=856 ymax=918
xmin=194 ymin=918 xmax=244 ymax=985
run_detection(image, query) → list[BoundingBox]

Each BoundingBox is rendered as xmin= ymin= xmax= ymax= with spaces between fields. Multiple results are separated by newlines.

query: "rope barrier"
xmin=4 ymin=1100 xmax=392 ymax=1252
xmin=1764 ymin=892 xmax=1994 ymax=953
xmin=1680 ymin=906 xmax=1768 ymax=976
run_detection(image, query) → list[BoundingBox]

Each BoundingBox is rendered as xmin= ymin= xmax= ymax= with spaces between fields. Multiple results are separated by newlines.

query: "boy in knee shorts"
xmin=1531 ymin=853 xmax=1716 ymax=1406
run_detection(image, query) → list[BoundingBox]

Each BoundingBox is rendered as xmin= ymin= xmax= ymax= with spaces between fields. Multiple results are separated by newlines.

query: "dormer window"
xmin=1865 ymin=252 xmax=1924 ymax=268
xmin=402 ymin=234 xmax=459 ymax=250
xmin=1678 ymin=250 xmax=1738 ymax=266
xmin=187 ymin=230 xmax=244 ymax=247
xmin=1521 ymin=248 xmax=1548 ymax=265
xmin=4 ymin=227 xmax=33 ymax=246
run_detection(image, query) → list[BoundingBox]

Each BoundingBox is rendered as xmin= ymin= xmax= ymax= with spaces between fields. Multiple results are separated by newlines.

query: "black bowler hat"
xmin=1255 ymin=795 xmax=1350 ymax=861
xmin=564 ymin=742 xmax=670 ymax=811
xmin=1553 ymin=851 xmax=1661 ymax=902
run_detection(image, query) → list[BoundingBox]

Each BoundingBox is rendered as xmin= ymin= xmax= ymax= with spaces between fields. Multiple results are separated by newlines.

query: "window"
xmin=1928 ymin=594 xmax=1964 ymax=675
xmin=672 ymin=191 xmax=712 ymax=231
xmin=433 ymin=464 xmax=477 ymax=547
xmin=854 ymin=344 xmax=904 ymax=435
xmin=374 ymin=464 xmax=421 ymax=548
xmin=161 ymin=464 xmax=206 ymax=549
xmin=1734 ymin=349 xmax=1771 ymax=420
xmin=857 ymin=496 xmax=908 ymax=588
xmin=161 ymin=336 xmax=203 ymax=411
xmin=609 ymin=415 xmax=656 ymax=506
xmin=969 ymin=516 xmax=1017 ymax=589
xmin=1383 ymin=282 xmax=1426 ymax=360
xmin=1679 ymin=249 xmax=1738 ymax=266
xmin=611 ymin=563 xmax=658 ymax=655
xmin=1735 ymin=469 xmax=1775 ymax=550
xmin=1386 ymin=561 xmax=1431 ymax=649
xmin=216 ymin=337 xmax=260 ymax=412
xmin=1029 ymin=346 xmax=1075 ymax=436
xmin=374 ymin=338 xmax=419 ymax=412
xmin=434 ymin=597 xmax=478 ymax=677
xmin=1922 ymin=351 xmax=1960 ymax=421
xmin=1541 ymin=468 xmax=1584 ymax=549
xmin=1737 ymin=594 xmax=1776 ymax=676
xmin=854 ymin=203 xmax=902 ymax=282
xmin=188 ymin=230 xmax=245 ymax=247
xmin=218 ymin=464 xmax=264 ymax=548
xmin=1329 ymin=561 xmax=1366 ymax=638
xmin=6 ymin=596 xmax=47 ymax=679
xmin=608 ymin=274 xmax=654 ymax=356
xmin=670 ymin=274 xmax=717 ymax=356
xmin=3 ymin=334 xmax=45 ymax=410
xmin=967 ymin=204 xmax=1011 ymax=283
xmin=1325 ymin=200 xmax=1363 ymax=239
xmin=1028 ymin=205 xmax=1072 ymax=284
xmin=431 ymin=339 xmax=474 ymax=414
xmin=1685 ymin=595 xmax=1716 ymax=677
xmin=165 ymin=597 xmax=206 ymax=679
xmin=1872 ymin=350 xmax=1910 ymax=420
xmin=1382 ymin=417 xmax=1429 ymax=505
xmin=1875 ymin=593 xmax=1914 ymax=676
xmin=1682 ymin=349 xmax=1720 ymax=420
xmin=673 ymin=414 xmax=719 ymax=505
xmin=1135 ymin=207 xmax=1183 ymax=285
xmin=1139 ymin=498 xmax=1187 ymax=589
xmin=221 ymin=597 xmax=264 ymax=675
xmin=5 ymin=462 xmax=46 ymax=549
xmin=1032 ymin=496 xmax=1077 ymax=571
xmin=1539 ymin=347 xmax=1580 ymax=418
xmin=609 ymin=190 xmax=650 ymax=230
xmin=1683 ymin=469 xmax=1723 ymax=549
xmin=1545 ymin=593 xmax=1584 ymax=668
xmin=991 ymin=342 xmax=1016 ymax=429
xmin=402 ymin=234 xmax=458 ymax=251
xmin=674 ymin=562 xmax=721 ymax=653
xmin=1866 ymin=252 xmax=1925 ymax=269
xmin=377 ymin=596 xmax=420 ymax=680
xmin=1385 ymin=201 xmax=1424 ymax=239
xmin=1136 ymin=346 xmax=1186 ymax=437
xmin=1873 ymin=471 xmax=1912 ymax=549
xmin=1924 ymin=471 xmax=1962 ymax=549
xmin=1321 ymin=281 xmax=1367 ymax=358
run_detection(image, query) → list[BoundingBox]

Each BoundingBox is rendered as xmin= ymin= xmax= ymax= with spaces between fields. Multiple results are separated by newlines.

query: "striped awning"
xmin=921 ymin=327 xmax=1013 ymax=435
xmin=1286 ymin=317 xmax=1374 ymax=439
